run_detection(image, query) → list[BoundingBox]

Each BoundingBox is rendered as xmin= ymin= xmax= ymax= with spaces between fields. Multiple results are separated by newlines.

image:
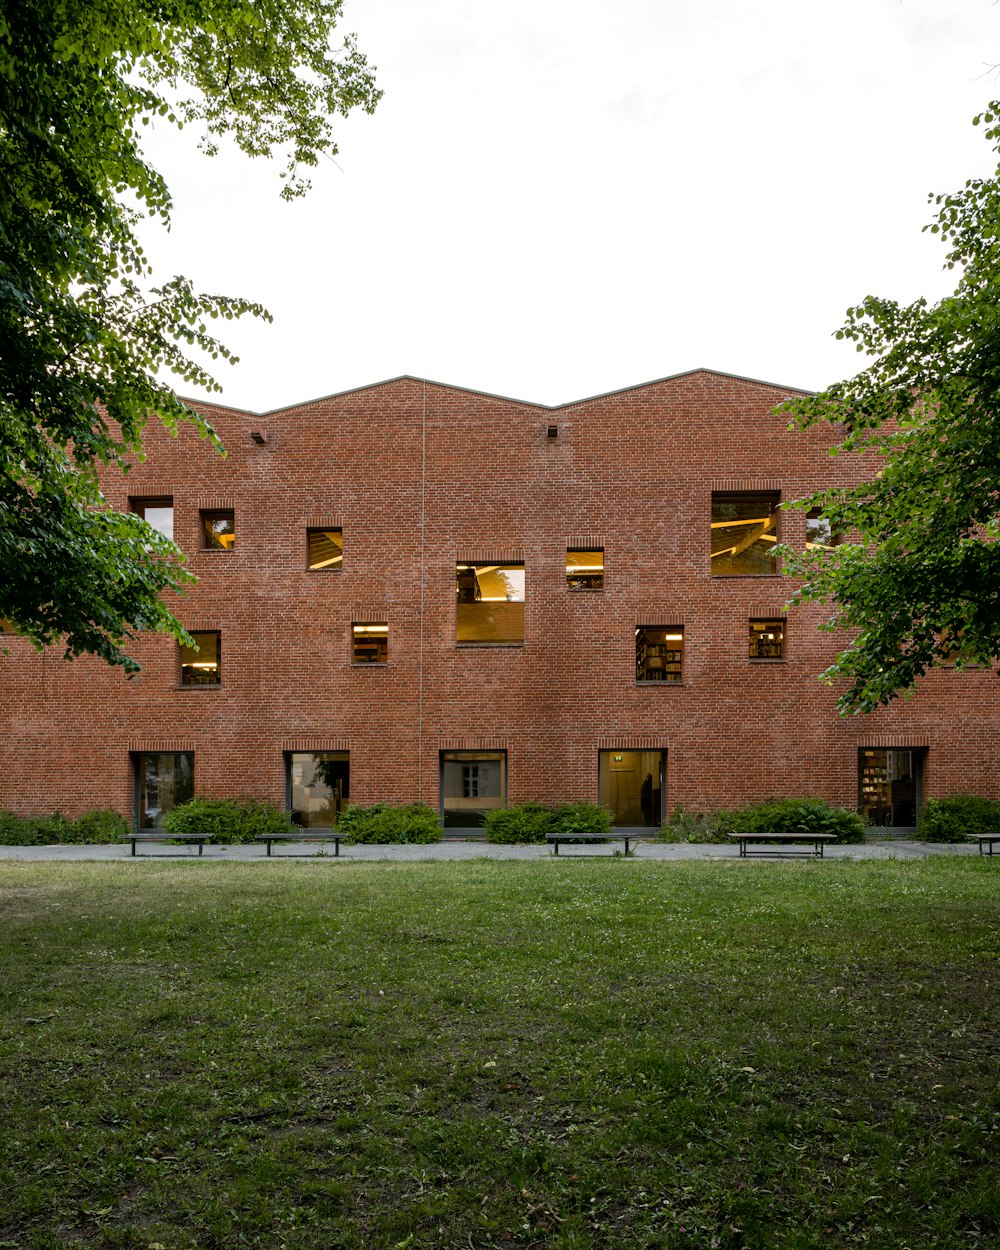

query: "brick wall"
xmin=2 ymin=368 xmax=996 ymax=822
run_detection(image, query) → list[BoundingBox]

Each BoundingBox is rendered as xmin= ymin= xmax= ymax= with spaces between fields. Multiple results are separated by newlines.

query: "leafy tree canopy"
xmin=781 ymin=102 xmax=1000 ymax=715
xmin=0 ymin=0 xmax=379 ymax=671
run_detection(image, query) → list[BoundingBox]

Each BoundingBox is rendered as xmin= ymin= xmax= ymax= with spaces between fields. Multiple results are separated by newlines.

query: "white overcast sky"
xmin=138 ymin=0 xmax=999 ymax=412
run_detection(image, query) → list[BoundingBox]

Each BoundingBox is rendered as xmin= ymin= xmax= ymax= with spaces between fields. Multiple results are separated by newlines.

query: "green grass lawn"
xmin=0 ymin=858 xmax=997 ymax=1250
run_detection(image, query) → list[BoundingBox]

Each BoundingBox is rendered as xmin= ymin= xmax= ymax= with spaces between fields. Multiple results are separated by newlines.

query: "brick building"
xmin=2 ymin=368 xmax=997 ymax=831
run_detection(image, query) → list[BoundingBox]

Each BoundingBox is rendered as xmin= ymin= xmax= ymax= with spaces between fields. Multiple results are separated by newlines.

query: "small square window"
xmin=131 ymin=496 xmax=174 ymax=542
xmin=711 ymin=492 xmax=780 ymax=576
xmin=307 ymin=528 xmax=343 ymax=570
xmin=567 ymin=549 xmax=604 ymax=591
xmin=353 ymin=623 xmax=388 ymax=664
xmin=749 ymin=619 xmax=785 ymax=660
xmin=201 ymin=509 xmax=235 ymax=550
xmin=636 ymin=626 xmax=683 ymax=683
xmin=806 ymin=508 xmax=841 ymax=549
xmin=456 ymin=562 xmax=525 ymax=644
xmin=180 ymin=631 xmax=221 ymax=685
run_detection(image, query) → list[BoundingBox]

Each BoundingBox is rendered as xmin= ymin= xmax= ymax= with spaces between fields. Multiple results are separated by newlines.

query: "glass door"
xmin=598 ymin=750 xmax=665 ymax=826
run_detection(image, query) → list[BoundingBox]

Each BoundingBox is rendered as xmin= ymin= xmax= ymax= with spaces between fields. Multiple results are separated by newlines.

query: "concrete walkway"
xmin=0 ymin=838 xmax=983 ymax=862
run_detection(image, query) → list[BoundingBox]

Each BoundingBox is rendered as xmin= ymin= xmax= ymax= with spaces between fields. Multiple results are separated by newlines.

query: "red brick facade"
xmin=2 ymin=369 xmax=998 ymax=825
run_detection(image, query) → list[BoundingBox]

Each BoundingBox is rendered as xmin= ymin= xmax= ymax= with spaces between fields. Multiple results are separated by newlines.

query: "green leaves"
xmin=0 ymin=0 xmax=378 ymax=672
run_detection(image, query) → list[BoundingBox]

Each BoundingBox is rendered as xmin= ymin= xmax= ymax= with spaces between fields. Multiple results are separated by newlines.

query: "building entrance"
xmin=598 ymin=750 xmax=665 ymax=826
xmin=858 ymin=749 xmax=921 ymax=828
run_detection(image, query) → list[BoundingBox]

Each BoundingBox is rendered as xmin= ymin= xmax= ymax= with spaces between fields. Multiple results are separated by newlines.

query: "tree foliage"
xmin=781 ymin=103 xmax=1000 ymax=713
xmin=0 ymin=0 xmax=379 ymax=671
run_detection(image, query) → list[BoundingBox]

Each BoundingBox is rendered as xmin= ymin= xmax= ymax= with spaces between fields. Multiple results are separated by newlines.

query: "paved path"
xmin=0 ymin=839 xmax=981 ymax=862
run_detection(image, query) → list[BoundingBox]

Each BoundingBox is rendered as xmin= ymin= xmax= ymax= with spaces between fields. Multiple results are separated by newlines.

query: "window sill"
xmin=175 ymin=684 xmax=223 ymax=691
xmin=749 ymin=658 xmax=785 ymax=664
xmin=636 ymin=680 xmax=684 ymax=686
xmin=712 ymin=573 xmax=782 ymax=580
xmin=351 ymin=662 xmax=388 ymax=668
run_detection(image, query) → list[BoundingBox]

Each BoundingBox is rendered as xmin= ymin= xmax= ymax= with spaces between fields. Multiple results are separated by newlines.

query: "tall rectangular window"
xmin=201 ymin=509 xmax=235 ymax=550
xmin=749 ymin=618 xmax=785 ymax=660
xmin=711 ymin=492 xmax=780 ymax=576
xmin=180 ymin=631 xmax=221 ymax=685
xmin=441 ymin=751 xmax=506 ymax=826
xmin=566 ymin=549 xmax=604 ymax=591
xmin=636 ymin=626 xmax=683 ymax=682
xmin=135 ymin=752 xmax=193 ymax=829
xmin=352 ymin=623 xmax=388 ymax=663
xmin=131 ymin=496 xmax=174 ymax=542
xmin=456 ymin=563 xmax=525 ymax=644
xmin=307 ymin=528 xmax=343 ymax=570
xmin=287 ymin=751 xmax=349 ymax=828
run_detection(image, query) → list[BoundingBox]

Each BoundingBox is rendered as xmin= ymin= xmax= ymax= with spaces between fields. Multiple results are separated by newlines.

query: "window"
xmin=135 ymin=752 xmax=193 ymax=828
xmin=353 ymin=623 xmax=388 ymax=663
xmin=859 ymin=749 xmax=921 ymax=828
xmin=749 ymin=618 xmax=785 ymax=660
xmin=307 ymin=528 xmax=343 ymax=570
xmin=567 ymin=548 xmax=604 ymax=591
xmin=287 ymin=751 xmax=349 ymax=828
xmin=599 ymin=750 xmax=665 ymax=827
xmin=806 ymin=508 xmax=840 ymax=550
xmin=456 ymin=563 xmax=525 ymax=644
xmin=131 ymin=496 xmax=174 ymax=541
xmin=201 ymin=509 xmax=235 ymax=550
xmin=180 ymin=631 xmax=221 ymax=685
xmin=441 ymin=751 xmax=506 ymax=827
xmin=636 ymin=626 xmax=683 ymax=682
xmin=711 ymin=492 xmax=780 ymax=576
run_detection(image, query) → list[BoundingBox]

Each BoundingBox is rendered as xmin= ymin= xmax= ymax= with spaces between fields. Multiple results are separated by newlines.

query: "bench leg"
xmin=130 ymin=839 xmax=137 ymax=857
xmin=334 ymin=839 xmax=340 ymax=857
xmin=266 ymin=840 xmax=273 ymax=857
xmin=553 ymin=840 xmax=560 ymax=855
xmin=197 ymin=841 xmax=204 ymax=856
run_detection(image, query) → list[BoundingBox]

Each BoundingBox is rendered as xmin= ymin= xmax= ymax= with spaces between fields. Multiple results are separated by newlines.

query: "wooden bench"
xmin=546 ymin=832 xmax=643 ymax=856
xmin=255 ymin=833 xmax=346 ymax=857
xmin=120 ymin=832 xmax=213 ymax=857
xmin=727 ymin=832 xmax=836 ymax=859
xmin=971 ymin=833 xmax=1000 ymax=856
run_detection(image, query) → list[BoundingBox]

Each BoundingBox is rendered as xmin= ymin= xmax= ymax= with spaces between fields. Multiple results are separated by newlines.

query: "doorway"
xmin=598 ymin=750 xmax=665 ymax=826
xmin=858 ymin=748 xmax=922 ymax=828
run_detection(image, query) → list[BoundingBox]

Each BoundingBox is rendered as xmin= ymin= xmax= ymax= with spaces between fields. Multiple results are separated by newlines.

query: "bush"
xmin=661 ymin=798 xmax=865 ymax=844
xmin=0 ymin=809 xmax=130 ymax=845
xmin=339 ymin=803 xmax=441 ymax=844
xmin=484 ymin=801 xmax=555 ymax=844
xmin=164 ymin=798 xmax=295 ymax=844
xmin=920 ymin=794 xmax=1000 ymax=843
xmin=551 ymin=801 xmax=613 ymax=834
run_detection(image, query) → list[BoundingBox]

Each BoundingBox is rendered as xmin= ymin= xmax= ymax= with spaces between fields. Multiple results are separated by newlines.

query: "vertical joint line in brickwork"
xmin=418 ymin=380 xmax=427 ymax=803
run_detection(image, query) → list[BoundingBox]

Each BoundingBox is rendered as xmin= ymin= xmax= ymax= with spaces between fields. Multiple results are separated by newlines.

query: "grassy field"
xmin=0 ymin=857 xmax=997 ymax=1250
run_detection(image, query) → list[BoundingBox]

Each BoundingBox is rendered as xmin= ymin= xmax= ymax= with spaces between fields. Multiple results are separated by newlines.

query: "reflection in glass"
xmin=711 ymin=493 xmax=780 ymax=575
xmin=288 ymin=752 xmax=350 ymax=828
xmin=456 ymin=563 xmax=525 ymax=643
xmin=598 ymin=749 xmax=665 ymax=826
xmin=566 ymin=549 xmax=604 ymax=591
xmin=806 ymin=508 xmax=840 ymax=549
xmin=180 ymin=632 xmax=221 ymax=685
xmin=131 ymin=497 xmax=174 ymax=542
xmin=201 ymin=510 xmax=235 ymax=549
xmin=307 ymin=529 xmax=343 ymax=570
xmin=136 ymin=752 xmax=193 ymax=828
xmin=441 ymin=751 xmax=506 ymax=826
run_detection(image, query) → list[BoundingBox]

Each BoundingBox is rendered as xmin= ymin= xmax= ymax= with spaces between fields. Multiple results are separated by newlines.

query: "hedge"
xmin=0 ymin=809 xmax=129 ymax=845
xmin=920 ymin=794 xmax=1000 ymax=843
xmin=163 ymin=798 xmax=295 ymax=844
xmin=662 ymin=798 xmax=866 ymax=844
xmin=337 ymin=803 xmax=441 ymax=844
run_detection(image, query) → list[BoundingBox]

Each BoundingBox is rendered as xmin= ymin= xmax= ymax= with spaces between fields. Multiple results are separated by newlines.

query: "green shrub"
xmin=484 ymin=801 xmax=555 ymax=844
xmin=0 ymin=809 xmax=130 ymax=845
xmin=164 ymin=798 xmax=295 ymax=844
xmin=920 ymin=794 xmax=1000 ymax=843
xmin=63 ymin=810 xmax=130 ymax=843
xmin=551 ymin=801 xmax=613 ymax=834
xmin=660 ymin=805 xmax=730 ymax=843
xmin=339 ymin=803 xmax=441 ymax=844
xmin=661 ymin=798 xmax=865 ymax=844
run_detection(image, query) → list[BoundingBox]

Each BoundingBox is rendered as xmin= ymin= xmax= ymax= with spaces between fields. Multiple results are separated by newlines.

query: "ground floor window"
xmin=287 ymin=752 xmax=350 ymax=828
xmin=859 ymin=748 xmax=922 ymax=827
xmin=135 ymin=752 xmax=194 ymax=829
xmin=441 ymin=751 xmax=506 ymax=827
xmin=598 ymin=749 xmax=665 ymax=827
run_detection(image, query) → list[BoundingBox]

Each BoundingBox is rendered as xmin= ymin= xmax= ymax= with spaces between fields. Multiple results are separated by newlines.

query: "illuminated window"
xmin=636 ymin=626 xmax=683 ymax=682
xmin=201 ymin=509 xmax=235 ymax=550
xmin=131 ymin=496 xmax=174 ymax=542
xmin=180 ymin=631 xmax=221 ymax=686
xmin=566 ymin=548 xmax=604 ymax=591
xmin=711 ymin=492 xmax=780 ymax=576
xmin=456 ymin=563 xmax=524 ymax=644
xmin=353 ymin=623 xmax=388 ymax=663
xmin=806 ymin=508 xmax=841 ymax=549
xmin=287 ymin=751 xmax=349 ymax=828
xmin=749 ymin=618 xmax=785 ymax=660
xmin=307 ymin=528 xmax=343 ymax=570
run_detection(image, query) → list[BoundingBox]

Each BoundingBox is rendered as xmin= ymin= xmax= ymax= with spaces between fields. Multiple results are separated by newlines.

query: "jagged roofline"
xmin=183 ymin=367 xmax=815 ymax=418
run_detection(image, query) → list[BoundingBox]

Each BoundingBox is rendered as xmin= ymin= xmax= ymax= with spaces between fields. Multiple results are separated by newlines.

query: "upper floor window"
xmin=749 ymin=618 xmax=785 ymax=660
xmin=566 ymin=548 xmax=604 ymax=591
xmin=636 ymin=626 xmax=683 ymax=682
xmin=353 ymin=623 xmax=388 ymax=663
xmin=806 ymin=507 xmax=841 ymax=550
xmin=307 ymin=528 xmax=343 ymax=570
xmin=131 ymin=496 xmax=174 ymax=542
xmin=711 ymin=492 xmax=780 ymax=576
xmin=201 ymin=509 xmax=235 ymax=550
xmin=180 ymin=631 xmax=221 ymax=686
xmin=456 ymin=563 xmax=525 ymax=644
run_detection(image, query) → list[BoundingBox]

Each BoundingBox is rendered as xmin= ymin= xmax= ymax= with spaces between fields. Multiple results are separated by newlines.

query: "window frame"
xmin=566 ymin=548 xmax=605 ymax=592
xmin=749 ymin=618 xmax=785 ymax=662
xmin=200 ymin=508 xmax=236 ymax=551
xmin=711 ymin=491 xmax=781 ymax=577
xmin=636 ymin=625 xmax=684 ymax=684
xmin=352 ymin=622 xmax=388 ymax=665
xmin=130 ymin=495 xmax=175 ymax=542
xmin=455 ymin=561 xmax=525 ymax=646
xmin=306 ymin=528 xmax=343 ymax=571
xmin=179 ymin=630 xmax=222 ymax=687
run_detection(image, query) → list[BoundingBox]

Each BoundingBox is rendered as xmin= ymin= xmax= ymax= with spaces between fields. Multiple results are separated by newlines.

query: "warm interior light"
xmin=663 ymin=634 xmax=683 ymax=642
xmin=353 ymin=624 xmax=388 ymax=635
